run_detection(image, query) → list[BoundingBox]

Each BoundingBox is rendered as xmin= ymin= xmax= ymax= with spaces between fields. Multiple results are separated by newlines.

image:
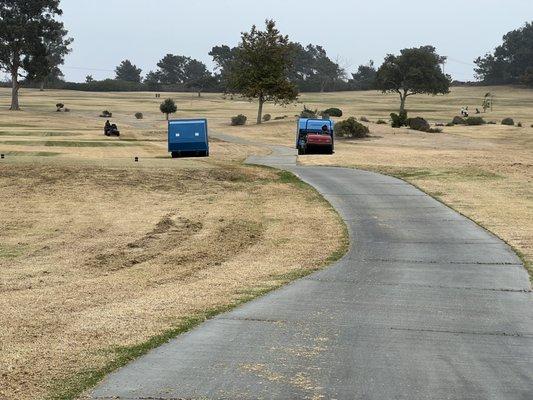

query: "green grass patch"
xmin=2 ymin=151 xmax=61 ymax=157
xmin=364 ymin=166 xmax=503 ymax=181
xmin=0 ymin=140 xmax=135 ymax=147
xmin=0 ymin=244 xmax=24 ymax=258
xmin=0 ymin=131 xmax=82 ymax=137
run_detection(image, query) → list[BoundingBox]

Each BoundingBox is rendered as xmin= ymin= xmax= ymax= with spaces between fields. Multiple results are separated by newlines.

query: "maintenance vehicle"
xmin=168 ymin=118 xmax=210 ymax=158
xmin=296 ymin=118 xmax=334 ymax=155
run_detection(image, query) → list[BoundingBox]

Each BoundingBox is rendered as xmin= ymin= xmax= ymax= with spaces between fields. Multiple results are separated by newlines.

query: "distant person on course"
xmin=105 ymin=120 xmax=111 ymax=133
xmin=322 ymin=124 xmax=330 ymax=135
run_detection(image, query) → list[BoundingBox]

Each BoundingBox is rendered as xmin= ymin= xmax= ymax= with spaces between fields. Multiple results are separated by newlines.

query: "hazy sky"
xmin=58 ymin=0 xmax=532 ymax=82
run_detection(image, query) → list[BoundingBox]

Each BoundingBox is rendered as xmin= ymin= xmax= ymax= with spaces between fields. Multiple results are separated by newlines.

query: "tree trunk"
xmin=399 ymin=93 xmax=406 ymax=114
xmin=10 ymin=70 xmax=20 ymax=111
xmin=256 ymin=96 xmax=264 ymax=124
xmin=40 ymin=81 xmax=45 ymax=92
xmin=166 ymin=113 xmax=169 ymax=121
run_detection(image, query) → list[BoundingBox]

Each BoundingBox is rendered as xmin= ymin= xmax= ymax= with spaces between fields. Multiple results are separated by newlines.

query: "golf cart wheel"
xmin=171 ymin=152 xmax=179 ymax=159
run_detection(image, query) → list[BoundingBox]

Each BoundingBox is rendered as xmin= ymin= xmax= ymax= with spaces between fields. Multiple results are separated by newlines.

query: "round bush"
xmin=262 ymin=113 xmax=271 ymax=122
xmin=231 ymin=114 xmax=247 ymax=126
xmin=135 ymin=112 xmax=143 ymax=120
xmin=501 ymin=118 xmax=514 ymax=126
xmin=322 ymin=108 xmax=343 ymax=117
xmin=465 ymin=116 xmax=486 ymax=126
xmin=335 ymin=117 xmax=370 ymax=139
xmin=452 ymin=116 xmax=466 ymax=125
xmin=408 ymin=117 xmax=430 ymax=132
xmin=376 ymin=119 xmax=387 ymax=125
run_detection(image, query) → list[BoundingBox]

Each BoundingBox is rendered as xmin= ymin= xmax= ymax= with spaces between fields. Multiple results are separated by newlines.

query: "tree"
xmin=475 ymin=22 xmax=533 ymax=85
xmin=228 ymin=20 xmax=298 ymax=124
xmin=0 ymin=0 xmax=71 ymax=110
xmin=156 ymin=54 xmax=189 ymax=85
xmin=160 ymin=98 xmax=177 ymax=120
xmin=115 ymin=59 xmax=142 ymax=83
xmin=350 ymin=60 xmax=377 ymax=91
xmin=144 ymin=70 xmax=161 ymax=90
xmin=376 ymin=46 xmax=450 ymax=113
xmin=183 ymin=59 xmax=215 ymax=97
xmin=34 ymin=27 xmax=72 ymax=91
xmin=308 ymin=45 xmax=345 ymax=92
xmin=85 ymin=75 xmax=94 ymax=83
xmin=209 ymin=45 xmax=238 ymax=93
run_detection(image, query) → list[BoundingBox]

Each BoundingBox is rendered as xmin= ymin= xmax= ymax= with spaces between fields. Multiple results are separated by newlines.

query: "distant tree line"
xmin=474 ymin=21 xmax=533 ymax=87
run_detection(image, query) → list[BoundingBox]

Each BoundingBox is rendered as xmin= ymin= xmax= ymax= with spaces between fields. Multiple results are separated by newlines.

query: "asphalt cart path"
xmin=91 ymin=135 xmax=533 ymax=400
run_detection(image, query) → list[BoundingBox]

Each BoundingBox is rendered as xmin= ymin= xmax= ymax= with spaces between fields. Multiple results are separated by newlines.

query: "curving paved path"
xmin=91 ymin=137 xmax=532 ymax=400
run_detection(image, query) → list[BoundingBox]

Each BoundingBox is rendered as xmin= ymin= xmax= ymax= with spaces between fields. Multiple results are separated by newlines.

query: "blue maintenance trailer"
xmin=168 ymin=118 xmax=209 ymax=158
xmin=296 ymin=118 xmax=334 ymax=155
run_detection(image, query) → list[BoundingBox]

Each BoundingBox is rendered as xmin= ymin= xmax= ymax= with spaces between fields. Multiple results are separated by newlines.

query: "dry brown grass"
xmin=0 ymin=89 xmax=345 ymax=400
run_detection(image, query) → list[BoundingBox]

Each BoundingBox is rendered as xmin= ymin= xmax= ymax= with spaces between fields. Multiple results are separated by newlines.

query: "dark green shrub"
xmin=517 ymin=122 xmax=522 ymax=127
xmin=335 ymin=117 xmax=370 ymax=138
xmin=501 ymin=118 xmax=514 ymax=126
xmin=135 ymin=112 xmax=143 ymax=119
xmin=262 ymin=114 xmax=271 ymax=122
xmin=360 ymin=116 xmax=369 ymax=122
xmin=487 ymin=121 xmax=497 ymax=125
xmin=300 ymin=106 xmax=318 ymax=118
xmin=390 ymin=110 xmax=408 ymax=128
xmin=408 ymin=117 xmax=430 ymax=132
xmin=446 ymin=122 xmax=455 ymax=127
xmin=452 ymin=116 xmax=466 ymax=125
xmin=376 ymin=119 xmax=387 ymax=124
xmin=465 ymin=116 xmax=486 ymax=125
xmin=231 ymin=114 xmax=247 ymax=126
xmin=322 ymin=108 xmax=343 ymax=117
xmin=100 ymin=110 xmax=113 ymax=118
xmin=160 ymin=99 xmax=177 ymax=120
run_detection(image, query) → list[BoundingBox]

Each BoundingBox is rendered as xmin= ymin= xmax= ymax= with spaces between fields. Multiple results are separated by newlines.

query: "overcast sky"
xmin=58 ymin=0 xmax=532 ymax=82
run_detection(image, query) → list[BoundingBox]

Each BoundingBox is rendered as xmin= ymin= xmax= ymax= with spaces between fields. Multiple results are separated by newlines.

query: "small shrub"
xmin=446 ymin=122 xmax=455 ymax=127
xmin=160 ymin=99 xmax=177 ymax=120
xmin=231 ymin=114 xmax=247 ymax=126
xmin=64 ymin=108 xmax=70 ymax=112
xmin=390 ymin=110 xmax=408 ymax=128
xmin=452 ymin=116 xmax=466 ymax=125
xmin=517 ymin=122 xmax=522 ymax=127
xmin=408 ymin=117 xmax=430 ymax=132
xmin=100 ymin=110 xmax=113 ymax=118
xmin=435 ymin=123 xmax=444 ymax=127
xmin=335 ymin=117 xmax=370 ymax=139
xmin=135 ymin=112 xmax=143 ymax=120
xmin=376 ymin=119 xmax=387 ymax=124
xmin=300 ymin=106 xmax=318 ymax=119
xmin=262 ymin=113 xmax=271 ymax=122
xmin=465 ymin=116 xmax=486 ymax=126
xmin=427 ymin=127 xmax=442 ymax=133
xmin=322 ymin=107 xmax=343 ymax=117
xmin=501 ymin=118 xmax=514 ymax=126
xmin=56 ymin=103 xmax=64 ymax=112
xmin=360 ymin=116 xmax=369 ymax=122
xmin=487 ymin=121 xmax=497 ymax=125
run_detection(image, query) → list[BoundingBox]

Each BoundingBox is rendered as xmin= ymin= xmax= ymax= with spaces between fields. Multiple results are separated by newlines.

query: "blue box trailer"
xmin=168 ymin=119 xmax=209 ymax=158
